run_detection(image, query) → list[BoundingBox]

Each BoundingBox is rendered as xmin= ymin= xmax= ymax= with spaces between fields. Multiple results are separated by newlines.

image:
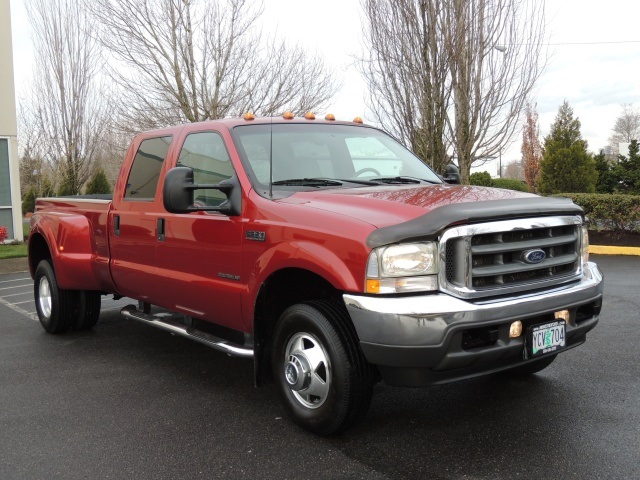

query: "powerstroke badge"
xmin=246 ymin=231 xmax=266 ymax=242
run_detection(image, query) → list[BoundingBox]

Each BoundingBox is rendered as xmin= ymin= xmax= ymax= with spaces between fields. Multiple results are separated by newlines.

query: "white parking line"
xmin=0 ymin=296 xmax=38 ymax=321
xmin=0 ymin=277 xmax=31 ymax=284
xmin=0 ymin=284 xmax=33 ymax=291
xmin=0 ymin=291 xmax=32 ymax=298
xmin=12 ymin=300 xmax=34 ymax=305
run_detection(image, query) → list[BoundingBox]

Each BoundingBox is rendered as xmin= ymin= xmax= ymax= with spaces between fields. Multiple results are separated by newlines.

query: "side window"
xmin=125 ymin=136 xmax=173 ymax=200
xmin=178 ymin=131 xmax=233 ymax=207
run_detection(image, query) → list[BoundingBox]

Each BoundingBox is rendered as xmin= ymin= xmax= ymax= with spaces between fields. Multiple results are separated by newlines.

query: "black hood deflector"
xmin=366 ymin=197 xmax=583 ymax=248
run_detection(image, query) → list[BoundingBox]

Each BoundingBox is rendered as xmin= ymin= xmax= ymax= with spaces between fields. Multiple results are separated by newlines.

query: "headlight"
xmin=380 ymin=243 xmax=438 ymax=276
xmin=366 ymin=242 xmax=438 ymax=294
xmin=581 ymin=226 xmax=589 ymax=266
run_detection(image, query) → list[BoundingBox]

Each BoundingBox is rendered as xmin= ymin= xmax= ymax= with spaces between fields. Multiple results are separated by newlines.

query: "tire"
xmin=34 ymin=259 xmax=76 ymax=334
xmin=272 ymin=301 xmax=374 ymax=435
xmin=74 ymin=291 xmax=101 ymax=330
xmin=506 ymin=354 xmax=557 ymax=377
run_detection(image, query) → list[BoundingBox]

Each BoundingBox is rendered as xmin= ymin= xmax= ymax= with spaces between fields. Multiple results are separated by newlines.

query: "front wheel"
xmin=272 ymin=301 xmax=374 ymax=435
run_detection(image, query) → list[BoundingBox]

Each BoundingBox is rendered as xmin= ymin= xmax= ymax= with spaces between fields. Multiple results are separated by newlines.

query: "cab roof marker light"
xmin=243 ymin=111 xmax=255 ymax=121
xmin=304 ymin=112 xmax=316 ymax=120
xmin=283 ymin=111 xmax=294 ymax=120
xmin=353 ymin=116 xmax=363 ymax=124
xmin=325 ymin=113 xmax=336 ymax=121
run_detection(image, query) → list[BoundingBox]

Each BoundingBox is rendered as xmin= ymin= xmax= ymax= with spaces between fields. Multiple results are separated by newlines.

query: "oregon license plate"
xmin=529 ymin=321 xmax=566 ymax=356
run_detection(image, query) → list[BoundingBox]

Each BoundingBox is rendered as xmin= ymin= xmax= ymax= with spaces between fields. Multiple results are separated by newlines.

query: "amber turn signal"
xmin=509 ymin=320 xmax=523 ymax=338
xmin=365 ymin=279 xmax=380 ymax=294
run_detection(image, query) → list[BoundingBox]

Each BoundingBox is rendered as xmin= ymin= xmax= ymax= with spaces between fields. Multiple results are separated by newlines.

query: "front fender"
xmin=244 ymin=240 xmax=361 ymax=318
xmin=29 ymin=212 xmax=101 ymax=291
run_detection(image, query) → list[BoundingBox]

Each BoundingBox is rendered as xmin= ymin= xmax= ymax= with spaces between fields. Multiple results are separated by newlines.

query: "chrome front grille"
xmin=439 ymin=216 xmax=583 ymax=299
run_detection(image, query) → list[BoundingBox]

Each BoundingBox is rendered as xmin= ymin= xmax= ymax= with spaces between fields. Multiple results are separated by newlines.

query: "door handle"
xmin=157 ymin=218 xmax=165 ymax=242
xmin=114 ymin=215 xmax=120 ymax=236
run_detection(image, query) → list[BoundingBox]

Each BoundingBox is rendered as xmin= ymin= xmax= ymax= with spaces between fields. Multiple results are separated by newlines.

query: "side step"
xmin=120 ymin=305 xmax=253 ymax=358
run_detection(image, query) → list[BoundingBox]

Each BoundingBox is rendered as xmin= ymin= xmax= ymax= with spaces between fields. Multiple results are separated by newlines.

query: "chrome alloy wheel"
xmin=283 ymin=332 xmax=331 ymax=409
xmin=38 ymin=276 xmax=52 ymax=319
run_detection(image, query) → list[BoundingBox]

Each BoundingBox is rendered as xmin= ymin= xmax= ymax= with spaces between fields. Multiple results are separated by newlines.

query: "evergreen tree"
xmin=85 ymin=167 xmax=112 ymax=195
xmin=40 ymin=176 xmax=55 ymax=198
xmin=594 ymin=151 xmax=617 ymax=194
xmin=22 ymin=187 xmax=37 ymax=215
xmin=538 ymin=101 xmax=597 ymax=194
xmin=57 ymin=179 xmax=75 ymax=197
xmin=614 ymin=139 xmax=640 ymax=194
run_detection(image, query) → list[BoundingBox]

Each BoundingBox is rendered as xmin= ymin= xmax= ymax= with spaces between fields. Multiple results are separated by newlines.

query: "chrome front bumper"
xmin=343 ymin=262 xmax=604 ymax=386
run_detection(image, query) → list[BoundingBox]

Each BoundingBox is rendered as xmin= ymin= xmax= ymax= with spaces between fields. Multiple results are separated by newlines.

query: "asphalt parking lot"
xmin=0 ymin=254 xmax=638 ymax=479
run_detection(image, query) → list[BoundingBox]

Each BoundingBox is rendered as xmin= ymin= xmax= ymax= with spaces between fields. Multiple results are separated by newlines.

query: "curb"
xmin=589 ymin=245 xmax=640 ymax=256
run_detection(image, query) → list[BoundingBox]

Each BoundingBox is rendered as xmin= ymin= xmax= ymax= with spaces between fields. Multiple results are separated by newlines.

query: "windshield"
xmin=231 ymin=123 xmax=442 ymax=196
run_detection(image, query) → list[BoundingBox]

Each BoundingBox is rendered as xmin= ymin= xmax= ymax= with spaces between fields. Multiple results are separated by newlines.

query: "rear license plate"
xmin=529 ymin=321 xmax=566 ymax=356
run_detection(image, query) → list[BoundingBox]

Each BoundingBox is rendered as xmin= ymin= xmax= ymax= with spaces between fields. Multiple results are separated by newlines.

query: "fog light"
xmin=555 ymin=309 xmax=570 ymax=323
xmin=509 ymin=321 xmax=523 ymax=338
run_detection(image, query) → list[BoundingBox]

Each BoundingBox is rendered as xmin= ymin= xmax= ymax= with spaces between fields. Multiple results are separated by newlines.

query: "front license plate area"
xmin=528 ymin=321 xmax=566 ymax=357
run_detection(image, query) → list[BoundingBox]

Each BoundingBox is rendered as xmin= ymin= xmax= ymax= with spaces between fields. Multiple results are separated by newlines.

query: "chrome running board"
xmin=120 ymin=305 xmax=253 ymax=358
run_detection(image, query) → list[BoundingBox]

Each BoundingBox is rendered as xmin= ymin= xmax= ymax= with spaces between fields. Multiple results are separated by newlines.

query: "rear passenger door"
xmin=110 ymin=135 xmax=173 ymax=303
xmin=156 ymin=130 xmax=245 ymax=331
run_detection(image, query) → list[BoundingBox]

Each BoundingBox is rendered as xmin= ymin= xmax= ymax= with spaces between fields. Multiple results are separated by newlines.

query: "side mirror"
xmin=443 ymin=164 xmax=461 ymax=184
xmin=163 ymin=166 xmax=241 ymax=216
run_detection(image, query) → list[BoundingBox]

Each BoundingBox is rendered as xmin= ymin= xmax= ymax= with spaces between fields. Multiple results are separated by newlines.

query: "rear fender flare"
xmin=29 ymin=213 xmax=97 ymax=290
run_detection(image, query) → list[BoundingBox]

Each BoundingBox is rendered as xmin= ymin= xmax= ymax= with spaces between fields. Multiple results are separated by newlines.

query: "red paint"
xmin=28 ymin=118 xmax=538 ymax=333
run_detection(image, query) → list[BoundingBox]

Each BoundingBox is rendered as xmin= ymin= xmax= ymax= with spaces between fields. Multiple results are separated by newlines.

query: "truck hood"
xmin=280 ymin=184 xmax=537 ymax=228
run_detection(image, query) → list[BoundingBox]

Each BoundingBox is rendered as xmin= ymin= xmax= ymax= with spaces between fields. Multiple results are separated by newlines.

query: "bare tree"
xmin=17 ymin=103 xmax=45 ymax=197
xmin=608 ymin=104 xmax=640 ymax=155
xmin=359 ymin=0 xmax=451 ymax=174
xmin=86 ymin=0 xmax=338 ymax=132
xmin=25 ymin=0 xmax=110 ymax=195
xmin=521 ymin=103 xmax=542 ymax=192
xmin=503 ymin=161 xmax=525 ymax=181
xmin=359 ymin=0 xmax=547 ymax=183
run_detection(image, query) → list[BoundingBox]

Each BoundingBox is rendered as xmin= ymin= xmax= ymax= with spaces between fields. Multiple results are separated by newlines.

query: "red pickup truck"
xmin=29 ymin=115 xmax=604 ymax=435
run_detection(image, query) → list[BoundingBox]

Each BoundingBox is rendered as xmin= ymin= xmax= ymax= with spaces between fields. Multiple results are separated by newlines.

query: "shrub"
xmin=0 ymin=226 xmax=7 ymax=243
xmin=555 ymin=193 xmax=640 ymax=232
xmin=469 ymin=171 xmax=528 ymax=192
xmin=491 ymin=178 xmax=528 ymax=192
xmin=469 ymin=171 xmax=492 ymax=186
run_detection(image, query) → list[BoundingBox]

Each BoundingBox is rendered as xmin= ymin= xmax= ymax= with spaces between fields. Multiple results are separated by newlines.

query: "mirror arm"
xmin=185 ymin=183 xmax=233 ymax=194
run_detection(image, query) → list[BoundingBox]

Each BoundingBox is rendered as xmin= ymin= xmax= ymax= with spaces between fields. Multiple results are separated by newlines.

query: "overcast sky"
xmin=9 ymin=0 xmax=640 ymax=165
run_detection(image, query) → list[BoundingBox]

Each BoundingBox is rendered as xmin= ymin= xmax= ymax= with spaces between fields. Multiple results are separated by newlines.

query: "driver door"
xmin=155 ymin=130 xmax=245 ymax=331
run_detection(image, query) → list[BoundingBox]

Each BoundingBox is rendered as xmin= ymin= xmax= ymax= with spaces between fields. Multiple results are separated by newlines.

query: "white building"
xmin=0 ymin=0 xmax=22 ymax=242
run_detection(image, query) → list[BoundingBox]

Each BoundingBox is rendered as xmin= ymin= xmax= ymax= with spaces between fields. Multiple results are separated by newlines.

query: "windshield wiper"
xmin=369 ymin=176 xmax=438 ymax=185
xmin=272 ymin=178 xmax=344 ymax=187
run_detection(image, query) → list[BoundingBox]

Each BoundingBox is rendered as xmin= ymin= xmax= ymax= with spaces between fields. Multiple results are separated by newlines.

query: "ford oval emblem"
xmin=522 ymin=249 xmax=546 ymax=264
